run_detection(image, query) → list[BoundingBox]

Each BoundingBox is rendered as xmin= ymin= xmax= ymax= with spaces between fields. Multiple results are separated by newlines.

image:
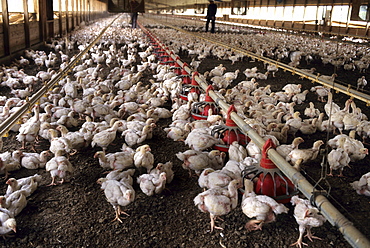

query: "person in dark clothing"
xmin=205 ymin=0 xmax=217 ymax=33
xmin=130 ymin=0 xmax=139 ymax=28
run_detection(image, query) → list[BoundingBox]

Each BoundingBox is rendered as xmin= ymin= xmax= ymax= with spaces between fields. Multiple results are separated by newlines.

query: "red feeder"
xmin=242 ymin=139 xmax=297 ymax=204
xmin=154 ymin=47 xmax=165 ymax=57
xmin=171 ymin=61 xmax=182 ymax=75
xmin=191 ymin=85 xmax=220 ymax=120
xmin=179 ymin=63 xmax=191 ymax=84
xmin=179 ymin=71 xmax=201 ymax=101
xmin=211 ymin=105 xmax=247 ymax=152
xmin=159 ymin=52 xmax=170 ymax=64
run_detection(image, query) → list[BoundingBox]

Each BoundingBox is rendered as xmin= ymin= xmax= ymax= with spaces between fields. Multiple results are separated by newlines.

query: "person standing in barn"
xmin=130 ymin=0 xmax=140 ymax=29
xmin=205 ymin=0 xmax=217 ymax=33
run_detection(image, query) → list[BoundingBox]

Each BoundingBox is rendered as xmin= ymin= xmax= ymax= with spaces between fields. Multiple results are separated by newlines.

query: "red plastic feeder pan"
xmin=179 ymin=71 xmax=201 ymax=101
xmin=170 ymin=60 xmax=182 ymax=75
xmin=178 ymin=63 xmax=191 ymax=84
xmin=191 ymin=85 xmax=220 ymax=120
xmin=241 ymin=139 xmax=297 ymax=204
xmin=211 ymin=105 xmax=247 ymax=152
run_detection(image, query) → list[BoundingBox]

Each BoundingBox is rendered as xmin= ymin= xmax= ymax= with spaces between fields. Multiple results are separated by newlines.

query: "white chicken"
xmin=357 ymin=76 xmax=367 ymax=91
xmin=94 ymin=150 xmax=134 ymax=171
xmin=282 ymin=84 xmax=301 ymax=94
xmin=16 ymin=104 xmax=41 ymax=151
xmin=327 ymin=137 xmax=350 ymax=177
xmin=310 ymin=86 xmax=329 ymax=102
xmin=290 ymin=195 xmax=326 ymax=248
xmin=292 ymin=89 xmax=309 ymax=105
xmin=287 ymin=140 xmax=324 ymax=165
xmin=105 ymin=169 xmax=136 ymax=186
xmin=122 ymin=124 xmax=154 ymax=147
xmin=208 ymin=64 xmax=226 ymax=77
xmin=0 ymin=189 xmax=27 ymax=217
xmin=0 ymin=208 xmax=16 ymax=236
xmin=91 ymin=120 xmax=123 ymax=152
xmin=193 ymin=179 xmax=240 ymax=232
xmin=133 ymin=144 xmax=154 ymax=173
xmin=350 ymin=171 xmax=370 ymax=197
xmin=56 ymin=125 xmax=87 ymax=151
xmin=0 ymin=150 xmax=23 ymax=179
xmin=150 ymin=161 xmax=174 ymax=184
xmin=172 ymin=101 xmax=192 ymax=122
xmin=198 ymin=167 xmax=241 ymax=189
xmin=48 ymin=129 xmax=74 ymax=157
xmin=176 ymin=149 xmax=225 ymax=176
xmin=276 ymin=137 xmax=305 ymax=159
xmin=246 ymin=140 xmax=262 ymax=162
xmin=328 ymin=130 xmax=368 ymax=162
xmin=241 ymin=179 xmax=288 ymax=232
xmin=5 ymin=174 xmax=42 ymax=197
xmin=20 ymin=150 xmax=50 ymax=169
xmin=137 ymin=172 xmax=167 ymax=196
xmin=164 ymin=123 xmax=191 ymax=141
xmin=304 ymin=102 xmax=320 ymax=118
xmin=96 ymin=178 xmax=135 ymax=223
xmin=285 ymin=112 xmax=302 ymax=137
xmin=184 ymin=128 xmax=220 ymax=151
xmin=45 ymin=150 xmax=74 ymax=186
xmin=227 ymin=141 xmax=248 ymax=162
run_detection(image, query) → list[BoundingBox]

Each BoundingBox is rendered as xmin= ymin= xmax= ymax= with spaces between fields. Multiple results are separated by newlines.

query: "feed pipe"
xmin=149 ymin=19 xmax=370 ymax=106
xmin=142 ymin=27 xmax=370 ymax=248
xmin=0 ymin=15 xmax=121 ymax=139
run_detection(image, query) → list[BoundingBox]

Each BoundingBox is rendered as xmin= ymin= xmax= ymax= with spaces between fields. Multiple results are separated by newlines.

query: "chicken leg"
xmin=47 ymin=177 xmax=57 ymax=186
xmin=290 ymin=225 xmax=307 ymax=248
xmin=210 ymin=213 xmax=223 ymax=232
xmin=112 ymin=206 xmax=130 ymax=223
xmin=305 ymin=227 xmax=322 ymax=242
xmin=245 ymin=219 xmax=264 ymax=232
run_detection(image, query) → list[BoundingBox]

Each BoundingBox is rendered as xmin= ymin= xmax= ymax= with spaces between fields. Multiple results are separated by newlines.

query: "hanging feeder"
xmin=241 ymin=139 xmax=297 ymax=204
xmin=211 ymin=105 xmax=247 ymax=152
xmin=178 ymin=63 xmax=191 ymax=84
xmin=159 ymin=52 xmax=170 ymax=64
xmin=191 ymin=85 xmax=220 ymax=120
xmin=153 ymin=46 xmax=165 ymax=58
xmin=170 ymin=58 xmax=182 ymax=75
xmin=179 ymin=71 xmax=202 ymax=101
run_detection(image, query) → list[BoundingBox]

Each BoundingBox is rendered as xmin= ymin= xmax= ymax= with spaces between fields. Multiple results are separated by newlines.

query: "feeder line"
xmin=142 ymin=25 xmax=370 ymax=248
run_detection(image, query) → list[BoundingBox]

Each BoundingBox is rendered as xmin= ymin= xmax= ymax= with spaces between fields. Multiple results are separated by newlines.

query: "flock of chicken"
xmin=146 ymin=16 xmax=370 ymax=79
xmin=0 ymin=15 xmax=368 ymax=247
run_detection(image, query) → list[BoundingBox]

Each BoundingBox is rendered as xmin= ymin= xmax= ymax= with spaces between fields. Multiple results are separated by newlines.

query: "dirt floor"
xmin=0 ymin=30 xmax=369 ymax=248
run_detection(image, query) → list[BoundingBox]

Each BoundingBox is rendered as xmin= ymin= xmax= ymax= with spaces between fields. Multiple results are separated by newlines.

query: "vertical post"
xmin=329 ymin=0 xmax=334 ymax=32
xmin=38 ymin=0 xmax=46 ymax=42
xmin=80 ymin=0 xmax=83 ymax=23
xmin=266 ymin=0 xmax=270 ymax=26
xmin=291 ymin=0 xmax=297 ymax=29
xmin=345 ymin=1 xmax=352 ymax=34
xmin=281 ymin=0 xmax=286 ymax=27
xmin=23 ymin=0 xmax=31 ymax=48
xmin=66 ymin=0 xmax=70 ymax=33
xmin=71 ymin=0 xmax=74 ymax=30
xmin=258 ymin=0 xmax=262 ymax=25
xmin=1 ymin=0 xmax=10 ymax=56
xmin=315 ymin=0 xmax=321 ymax=31
xmin=302 ymin=0 xmax=308 ymax=30
xmin=58 ymin=0 xmax=63 ymax=37
xmin=273 ymin=0 xmax=277 ymax=27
